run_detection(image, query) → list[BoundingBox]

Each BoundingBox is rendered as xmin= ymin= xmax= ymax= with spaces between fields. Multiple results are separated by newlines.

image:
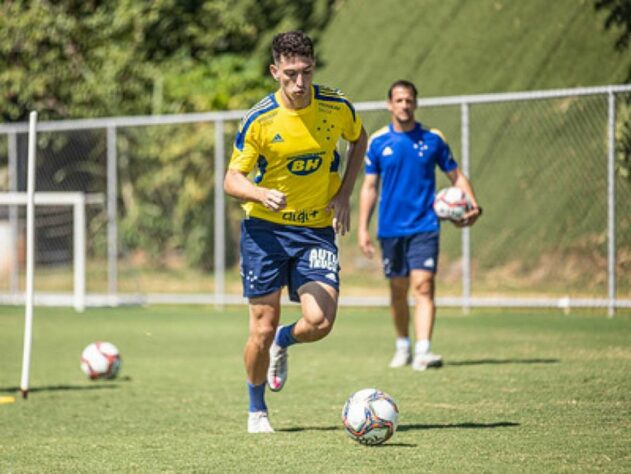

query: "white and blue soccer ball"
xmin=80 ymin=342 xmax=122 ymax=380
xmin=433 ymin=186 xmax=471 ymax=221
xmin=342 ymin=388 xmax=399 ymax=445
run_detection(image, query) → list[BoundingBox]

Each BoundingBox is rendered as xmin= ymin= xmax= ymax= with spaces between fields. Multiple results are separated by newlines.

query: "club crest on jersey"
xmin=287 ymin=152 xmax=324 ymax=175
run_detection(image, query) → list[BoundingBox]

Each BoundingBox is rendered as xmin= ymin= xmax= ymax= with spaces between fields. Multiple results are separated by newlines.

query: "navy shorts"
xmin=240 ymin=218 xmax=340 ymax=302
xmin=379 ymin=231 xmax=439 ymax=278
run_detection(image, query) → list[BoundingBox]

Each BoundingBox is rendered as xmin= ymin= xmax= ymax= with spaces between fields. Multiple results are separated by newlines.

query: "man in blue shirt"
xmin=358 ymin=80 xmax=482 ymax=371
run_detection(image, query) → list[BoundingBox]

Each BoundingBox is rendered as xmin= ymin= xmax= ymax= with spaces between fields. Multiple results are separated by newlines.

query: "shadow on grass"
xmin=277 ymin=426 xmax=339 ymax=432
xmin=446 ymin=358 xmax=560 ymax=366
xmin=0 ymin=376 xmax=131 ymax=394
xmin=398 ymin=421 xmax=519 ymax=431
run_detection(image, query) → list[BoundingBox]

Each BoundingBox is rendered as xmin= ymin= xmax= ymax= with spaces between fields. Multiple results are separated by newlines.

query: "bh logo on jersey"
xmin=309 ymin=248 xmax=338 ymax=272
xmin=287 ymin=152 xmax=324 ymax=176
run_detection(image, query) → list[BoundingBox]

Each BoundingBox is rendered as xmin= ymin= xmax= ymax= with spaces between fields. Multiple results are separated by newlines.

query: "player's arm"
xmin=328 ymin=126 xmax=368 ymax=235
xmin=358 ymin=173 xmax=379 ymax=258
xmin=224 ymin=169 xmax=286 ymax=212
xmin=445 ymin=168 xmax=482 ymax=226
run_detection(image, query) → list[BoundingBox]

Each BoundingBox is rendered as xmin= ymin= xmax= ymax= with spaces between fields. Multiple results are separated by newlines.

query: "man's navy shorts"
xmin=379 ymin=231 xmax=440 ymax=278
xmin=240 ymin=217 xmax=340 ymax=302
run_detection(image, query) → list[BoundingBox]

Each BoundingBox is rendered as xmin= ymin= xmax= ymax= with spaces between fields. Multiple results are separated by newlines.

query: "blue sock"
xmin=275 ymin=323 xmax=299 ymax=348
xmin=247 ymin=382 xmax=267 ymax=413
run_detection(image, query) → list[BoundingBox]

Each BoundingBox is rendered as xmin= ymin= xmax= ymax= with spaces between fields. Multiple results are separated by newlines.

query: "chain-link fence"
xmin=1 ymin=85 xmax=630 ymax=312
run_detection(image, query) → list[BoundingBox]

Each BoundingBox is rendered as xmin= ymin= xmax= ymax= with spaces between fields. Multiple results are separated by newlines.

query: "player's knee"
xmin=316 ymin=316 xmax=334 ymax=336
xmin=251 ymin=323 xmax=276 ymax=349
xmin=413 ymin=279 xmax=434 ymax=299
xmin=304 ymin=311 xmax=335 ymax=340
xmin=390 ymin=279 xmax=409 ymax=298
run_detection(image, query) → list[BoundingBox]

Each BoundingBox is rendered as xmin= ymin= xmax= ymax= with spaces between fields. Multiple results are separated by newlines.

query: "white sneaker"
xmin=247 ymin=411 xmax=274 ymax=433
xmin=412 ymin=352 xmax=443 ymax=371
xmin=267 ymin=329 xmax=288 ymax=392
xmin=389 ymin=348 xmax=412 ymax=368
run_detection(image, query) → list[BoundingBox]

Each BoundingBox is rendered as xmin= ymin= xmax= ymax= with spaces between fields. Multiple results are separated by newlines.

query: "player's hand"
xmin=453 ymin=206 xmax=483 ymax=227
xmin=326 ymin=194 xmax=351 ymax=235
xmin=260 ymin=189 xmax=286 ymax=212
xmin=358 ymin=230 xmax=375 ymax=259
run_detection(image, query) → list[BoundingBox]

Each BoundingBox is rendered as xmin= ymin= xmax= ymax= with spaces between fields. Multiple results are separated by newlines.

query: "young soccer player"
xmin=357 ymin=80 xmax=482 ymax=371
xmin=224 ymin=31 xmax=367 ymax=433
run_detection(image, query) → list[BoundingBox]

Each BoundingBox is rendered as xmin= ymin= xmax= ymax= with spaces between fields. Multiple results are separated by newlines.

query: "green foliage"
xmin=0 ymin=0 xmax=335 ymax=270
xmin=595 ymin=0 xmax=631 ymax=52
xmin=0 ymin=0 xmax=336 ymax=120
xmin=595 ymin=0 xmax=631 ymax=182
xmin=616 ymin=101 xmax=631 ymax=181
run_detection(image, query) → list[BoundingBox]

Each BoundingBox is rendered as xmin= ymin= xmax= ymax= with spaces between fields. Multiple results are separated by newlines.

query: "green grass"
xmin=317 ymin=0 xmax=628 ymax=100
xmin=1 ymin=305 xmax=630 ymax=472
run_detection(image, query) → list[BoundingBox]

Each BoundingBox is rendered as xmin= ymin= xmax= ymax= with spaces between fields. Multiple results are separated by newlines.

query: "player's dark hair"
xmin=272 ymin=31 xmax=314 ymax=63
xmin=388 ymin=80 xmax=418 ymax=100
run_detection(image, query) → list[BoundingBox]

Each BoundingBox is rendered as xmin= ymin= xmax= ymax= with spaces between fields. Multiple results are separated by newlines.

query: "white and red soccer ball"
xmin=80 ymin=342 xmax=121 ymax=380
xmin=342 ymin=388 xmax=399 ymax=445
xmin=434 ymin=186 xmax=471 ymax=221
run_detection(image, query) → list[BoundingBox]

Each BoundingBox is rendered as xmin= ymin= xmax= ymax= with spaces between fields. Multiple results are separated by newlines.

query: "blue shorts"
xmin=240 ymin=218 xmax=340 ymax=302
xmin=379 ymin=232 xmax=439 ymax=278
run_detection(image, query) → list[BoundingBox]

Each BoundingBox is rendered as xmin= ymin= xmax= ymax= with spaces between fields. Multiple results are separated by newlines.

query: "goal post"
xmin=0 ymin=191 xmax=97 ymax=312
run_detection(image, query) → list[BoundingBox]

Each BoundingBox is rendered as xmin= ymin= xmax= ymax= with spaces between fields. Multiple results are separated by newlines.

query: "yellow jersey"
xmin=229 ymin=84 xmax=363 ymax=227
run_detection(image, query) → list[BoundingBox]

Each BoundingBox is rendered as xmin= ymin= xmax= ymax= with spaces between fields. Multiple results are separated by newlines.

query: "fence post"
xmin=8 ymin=132 xmax=19 ymax=294
xmin=214 ymin=120 xmax=226 ymax=309
xmin=607 ymin=89 xmax=616 ymax=317
xmin=106 ymin=125 xmax=118 ymax=301
xmin=461 ymin=102 xmax=471 ymax=314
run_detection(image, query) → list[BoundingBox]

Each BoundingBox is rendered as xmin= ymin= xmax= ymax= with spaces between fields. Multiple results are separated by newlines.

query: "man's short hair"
xmin=388 ymin=80 xmax=418 ymax=100
xmin=272 ymin=31 xmax=314 ymax=63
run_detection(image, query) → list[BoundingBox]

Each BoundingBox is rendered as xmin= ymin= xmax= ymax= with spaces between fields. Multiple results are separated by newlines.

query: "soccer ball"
xmin=433 ymin=186 xmax=471 ymax=221
xmin=80 ymin=342 xmax=121 ymax=380
xmin=342 ymin=388 xmax=399 ymax=445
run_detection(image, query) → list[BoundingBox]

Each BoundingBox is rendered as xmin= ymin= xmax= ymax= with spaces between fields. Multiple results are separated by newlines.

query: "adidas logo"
xmin=423 ymin=258 xmax=435 ymax=269
xmin=271 ymin=133 xmax=284 ymax=143
xmin=382 ymin=146 xmax=393 ymax=156
xmin=325 ymin=272 xmax=337 ymax=282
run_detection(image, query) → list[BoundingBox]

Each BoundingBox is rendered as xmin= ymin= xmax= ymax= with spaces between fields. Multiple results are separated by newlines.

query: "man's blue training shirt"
xmin=365 ymin=122 xmax=458 ymax=238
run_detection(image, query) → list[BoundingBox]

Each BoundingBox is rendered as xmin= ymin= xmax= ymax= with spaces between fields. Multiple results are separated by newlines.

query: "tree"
xmin=0 ymin=0 xmax=336 ymax=269
xmin=595 ymin=0 xmax=631 ymax=182
xmin=595 ymin=0 xmax=631 ymax=53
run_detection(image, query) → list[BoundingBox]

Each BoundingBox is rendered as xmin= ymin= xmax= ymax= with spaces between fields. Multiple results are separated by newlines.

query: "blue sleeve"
xmin=365 ymin=143 xmax=380 ymax=174
xmin=437 ymin=141 xmax=458 ymax=173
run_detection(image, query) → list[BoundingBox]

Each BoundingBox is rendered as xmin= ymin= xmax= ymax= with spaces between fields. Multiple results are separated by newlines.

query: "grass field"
xmin=1 ymin=305 xmax=630 ymax=472
xmin=317 ymin=0 xmax=628 ymax=100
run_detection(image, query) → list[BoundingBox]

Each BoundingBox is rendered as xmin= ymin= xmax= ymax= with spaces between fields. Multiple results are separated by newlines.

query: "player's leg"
xmin=239 ymin=218 xmax=288 ymax=431
xmin=246 ymin=291 xmax=281 ymax=433
xmin=295 ymin=280 xmax=338 ymax=341
xmin=410 ymin=270 xmax=442 ymax=370
xmin=388 ymin=276 xmax=413 ymax=367
xmin=267 ymin=226 xmax=339 ymax=391
xmin=406 ymin=231 xmax=443 ymax=371
xmin=411 ymin=269 xmax=436 ymax=341
xmin=380 ymin=237 xmax=412 ymax=367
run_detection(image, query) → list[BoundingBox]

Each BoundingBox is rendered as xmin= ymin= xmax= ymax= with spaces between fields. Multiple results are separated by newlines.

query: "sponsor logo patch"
xmin=287 ymin=152 xmax=324 ymax=176
xmin=281 ymin=210 xmax=319 ymax=223
xmin=309 ymin=248 xmax=338 ymax=272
